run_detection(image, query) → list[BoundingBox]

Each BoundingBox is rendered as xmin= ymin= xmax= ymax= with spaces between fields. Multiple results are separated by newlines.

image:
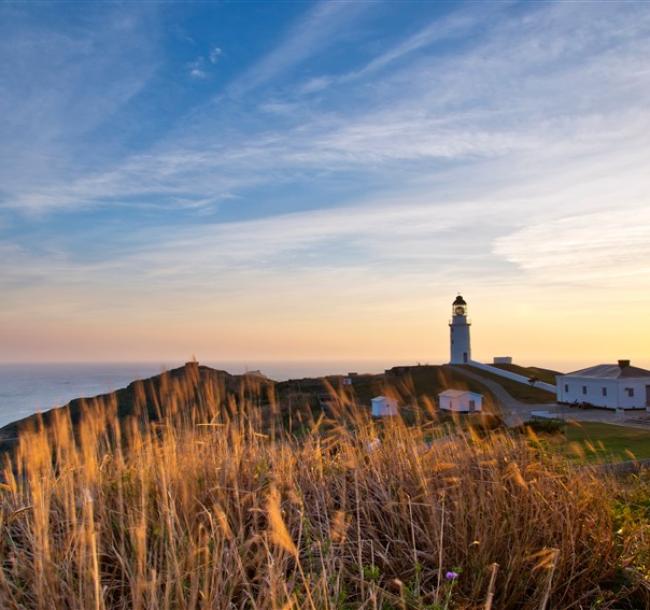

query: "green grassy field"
xmin=492 ymin=363 xmax=561 ymax=385
xmin=460 ymin=365 xmax=557 ymax=403
xmin=561 ymin=421 xmax=650 ymax=462
xmin=349 ymin=364 xmax=496 ymax=410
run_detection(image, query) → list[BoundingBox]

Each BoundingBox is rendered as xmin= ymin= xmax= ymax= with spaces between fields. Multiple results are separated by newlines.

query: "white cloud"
xmin=188 ymin=57 xmax=208 ymax=79
xmin=0 ymin=194 xmax=499 ymax=324
xmin=0 ymin=5 xmax=159 ymax=205
xmin=189 ymin=47 xmax=222 ymax=78
xmin=209 ymin=46 xmax=222 ymax=63
xmin=297 ymin=75 xmax=334 ymax=95
xmin=227 ymin=0 xmax=369 ymax=96
xmin=6 ymin=0 xmax=649 ymax=216
xmin=342 ymin=2 xmax=509 ymax=83
xmin=3 ymin=0 xmax=650 ymax=303
xmin=494 ymin=208 xmax=650 ymax=286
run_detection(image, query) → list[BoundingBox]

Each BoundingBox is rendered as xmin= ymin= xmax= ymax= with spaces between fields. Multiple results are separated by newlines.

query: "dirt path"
xmin=451 ymin=366 xmax=550 ymax=426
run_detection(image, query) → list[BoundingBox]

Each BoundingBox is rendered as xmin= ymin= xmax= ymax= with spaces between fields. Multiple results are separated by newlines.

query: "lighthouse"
xmin=449 ymin=294 xmax=471 ymax=364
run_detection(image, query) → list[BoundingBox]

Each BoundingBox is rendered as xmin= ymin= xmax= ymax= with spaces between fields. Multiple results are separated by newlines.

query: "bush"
xmin=521 ymin=418 xmax=566 ymax=435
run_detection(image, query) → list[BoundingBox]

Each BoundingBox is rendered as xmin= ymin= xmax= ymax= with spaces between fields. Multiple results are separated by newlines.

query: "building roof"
xmin=564 ymin=363 xmax=650 ymax=379
xmin=438 ymin=389 xmax=482 ymax=398
xmin=453 ymin=295 xmax=467 ymax=305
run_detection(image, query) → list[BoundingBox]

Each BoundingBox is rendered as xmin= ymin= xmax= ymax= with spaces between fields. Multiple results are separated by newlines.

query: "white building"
xmin=438 ymin=389 xmax=483 ymax=413
xmin=556 ymin=360 xmax=650 ymax=410
xmin=449 ymin=295 xmax=471 ymax=364
xmin=243 ymin=369 xmax=267 ymax=379
xmin=493 ymin=356 xmax=512 ymax=365
xmin=371 ymin=396 xmax=399 ymax=417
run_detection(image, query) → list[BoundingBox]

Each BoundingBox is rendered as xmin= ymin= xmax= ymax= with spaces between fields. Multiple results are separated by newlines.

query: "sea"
xmin=0 ymin=360 xmax=392 ymax=428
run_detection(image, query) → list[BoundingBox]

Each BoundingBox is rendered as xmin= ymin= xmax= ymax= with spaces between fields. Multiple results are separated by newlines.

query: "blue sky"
xmin=2 ymin=1 xmax=650 ymax=368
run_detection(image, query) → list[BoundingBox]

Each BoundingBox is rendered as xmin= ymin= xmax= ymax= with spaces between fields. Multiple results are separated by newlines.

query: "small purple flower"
xmin=445 ymin=571 xmax=459 ymax=581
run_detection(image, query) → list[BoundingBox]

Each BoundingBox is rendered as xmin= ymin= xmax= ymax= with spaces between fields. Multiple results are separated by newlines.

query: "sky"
xmin=1 ymin=0 xmax=650 ymax=372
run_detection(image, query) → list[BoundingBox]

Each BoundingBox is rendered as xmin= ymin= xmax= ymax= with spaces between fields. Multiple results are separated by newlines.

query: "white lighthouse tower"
xmin=449 ymin=294 xmax=471 ymax=364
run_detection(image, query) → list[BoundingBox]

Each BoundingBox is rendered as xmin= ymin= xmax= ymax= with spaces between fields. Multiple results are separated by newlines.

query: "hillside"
xmin=461 ymin=364 xmax=558 ymax=404
xmin=0 ymin=362 xmax=274 ymax=453
xmin=491 ymin=363 xmax=562 ymax=385
xmin=322 ymin=364 xmax=496 ymax=411
xmin=1 ymin=363 xmax=502 ymax=454
xmin=0 ymin=368 xmax=648 ymax=609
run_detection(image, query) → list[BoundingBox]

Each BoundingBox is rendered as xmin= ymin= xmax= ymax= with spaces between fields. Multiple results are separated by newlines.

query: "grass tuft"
xmin=0 ymin=365 xmax=647 ymax=609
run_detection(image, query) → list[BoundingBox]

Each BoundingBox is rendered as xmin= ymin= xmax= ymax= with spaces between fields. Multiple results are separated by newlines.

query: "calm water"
xmin=0 ymin=360 xmax=390 ymax=428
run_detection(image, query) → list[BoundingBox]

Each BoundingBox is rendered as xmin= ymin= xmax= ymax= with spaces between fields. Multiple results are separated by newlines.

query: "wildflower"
xmin=445 ymin=571 xmax=459 ymax=581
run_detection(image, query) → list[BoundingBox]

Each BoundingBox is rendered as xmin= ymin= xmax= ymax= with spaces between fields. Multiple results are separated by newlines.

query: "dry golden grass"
xmin=0 ymin=365 xmax=647 ymax=609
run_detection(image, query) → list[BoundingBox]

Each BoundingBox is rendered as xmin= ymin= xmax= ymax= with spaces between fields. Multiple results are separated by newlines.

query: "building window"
xmin=602 ymin=387 xmax=607 ymax=397
xmin=582 ymin=386 xmax=587 ymax=395
xmin=564 ymin=384 xmax=569 ymax=393
xmin=626 ymin=388 xmax=635 ymax=398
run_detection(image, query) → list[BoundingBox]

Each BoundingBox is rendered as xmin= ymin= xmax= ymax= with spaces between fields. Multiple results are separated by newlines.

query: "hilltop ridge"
xmin=0 ymin=361 xmax=502 ymax=453
xmin=0 ymin=363 xmax=265 ymax=451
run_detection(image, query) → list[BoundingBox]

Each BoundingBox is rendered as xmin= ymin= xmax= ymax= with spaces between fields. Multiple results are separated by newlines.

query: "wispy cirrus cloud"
xmin=298 ymin=1 xmax=510 ymax=93
xmin=494 ymin=208 xmax=650 ymax=286
xmin=5 ymin=0 xmax=650 ymax=216
xmin=3 ymin=1 xmax=650 ymax=363
xmin=227 ymin=0 xmax=370 ymax=96
xmin=0 ymin=3 xmax=160 ymax=210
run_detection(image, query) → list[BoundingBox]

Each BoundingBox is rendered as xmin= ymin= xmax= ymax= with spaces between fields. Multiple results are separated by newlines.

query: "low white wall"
xmin=468 ymin=361 xmax=556 ymax=392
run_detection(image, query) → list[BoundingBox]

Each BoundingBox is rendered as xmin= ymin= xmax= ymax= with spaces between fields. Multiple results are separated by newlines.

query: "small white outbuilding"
xmin=493 ymin=356 xmax=512 ymax=365
xmin=371 ymin=396 xmax=398 ymax=417
xmin=438 ymin=389 xmax=483 ymax=413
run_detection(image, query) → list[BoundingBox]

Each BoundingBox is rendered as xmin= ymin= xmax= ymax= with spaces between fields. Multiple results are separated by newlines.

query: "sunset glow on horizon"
xmin=1 ymin=1 xmax=649 ymax=372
